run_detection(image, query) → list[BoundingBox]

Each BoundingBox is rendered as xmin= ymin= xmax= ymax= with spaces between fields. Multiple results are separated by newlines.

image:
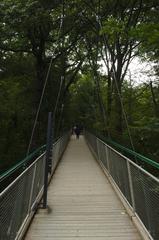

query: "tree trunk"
xmin=114 ymin=79 xmax=123 ymax=134
xmin=30 ymin=55 xmax=47 ymax=151
xmin=93 ymin=70 xmax=107 ymax=132
xmin=114 ymin=58 xmax=123 ymax=135
xmin=107 ymin=75 xmax=113 ymax=130
xmin=127 ymin=75 xmax=133 ymax=125
xmin=35 ymin=57 xmax=46 ymax=106
xmin=150 ymin=81 xmax=159 ymax=118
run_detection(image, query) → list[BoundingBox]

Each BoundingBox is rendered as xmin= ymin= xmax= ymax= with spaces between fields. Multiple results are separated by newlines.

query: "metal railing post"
xmin=43 ymin=112 xmax=52 ymax=209
xmin=28 ymin=164 xmax=37 ymax=212
xmin=97 ymin=138 xmax=100 ymax=160
xmin=50 ymin=117 xmax=55 ymax=173
xmin=126 ymin=161 xmax=136 ymax=213
xmin=105 ymin=145 xmax=111 ymax=174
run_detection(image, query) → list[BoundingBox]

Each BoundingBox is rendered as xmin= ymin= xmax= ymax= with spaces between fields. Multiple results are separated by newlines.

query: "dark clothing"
xmin=74 ymin=127 xmax=80 ymax=139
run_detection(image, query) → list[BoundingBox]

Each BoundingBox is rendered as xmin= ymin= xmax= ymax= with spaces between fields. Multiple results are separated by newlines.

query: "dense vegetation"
xmin=0 ymin=0 xmax=159 ymax=173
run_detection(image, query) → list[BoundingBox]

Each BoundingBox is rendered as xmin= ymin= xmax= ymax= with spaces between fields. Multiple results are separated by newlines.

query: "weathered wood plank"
xmin=25 ymin=136 xmax=142 ymax=240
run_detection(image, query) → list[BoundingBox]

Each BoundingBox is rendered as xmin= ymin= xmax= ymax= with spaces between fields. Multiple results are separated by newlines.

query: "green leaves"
xmin=100 ymin=15 xmax=136 ymax=46
xmin=100 ymin=17 xmax=125 ymax=36
xmin=1 ymin=0 xmax=159 ymax=171
xmin=132 ymin=23 xmax=159 ymax=56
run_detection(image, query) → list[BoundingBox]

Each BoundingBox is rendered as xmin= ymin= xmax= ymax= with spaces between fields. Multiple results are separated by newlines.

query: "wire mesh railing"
xmin=91 ymin=131 xmax=159 ymax=176
xmin=0 ymin=145 xmax=46 ymax=193
xmin=85 ymin=131 xmax=159 ymax=240
xmin=0 ymin=132 xmax=70 ymax=240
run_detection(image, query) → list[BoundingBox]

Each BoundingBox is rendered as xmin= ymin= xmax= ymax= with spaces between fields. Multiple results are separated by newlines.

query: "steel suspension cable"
xmin=96 ymin=11 xmax=136 ymax=154
xmin=26 ymin=9 xmax=64 ymax=156
xmin=52 ymin=0 xmax=65 ymax=135
xmin=95 ymin=1 xmax=149 ymax=212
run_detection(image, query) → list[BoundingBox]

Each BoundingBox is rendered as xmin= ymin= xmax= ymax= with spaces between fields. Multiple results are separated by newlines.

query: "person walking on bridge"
xmin=74 ymin=126 xmax=81 ymax=139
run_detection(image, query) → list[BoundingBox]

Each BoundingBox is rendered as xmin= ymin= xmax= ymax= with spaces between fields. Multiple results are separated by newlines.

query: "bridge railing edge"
xmin=0 ymin=131 xmax=71 ymax=240
xmin=85 ymin=131 xmax=157 ymax=240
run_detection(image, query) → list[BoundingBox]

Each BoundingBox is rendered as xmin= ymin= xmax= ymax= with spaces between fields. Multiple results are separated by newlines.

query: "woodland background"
xmin=0 ymin=0 xmax=159 ymax=173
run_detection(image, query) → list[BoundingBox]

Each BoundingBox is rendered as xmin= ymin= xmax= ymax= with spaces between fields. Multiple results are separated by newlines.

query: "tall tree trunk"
xmin=36 ymin=57 xmax=46 ymax=105
xmin=30 ymin=54 xmax=47 ymax=151
xmin=114 ymin=79 xmax=122 ymax=134
xmin=127 ymin=73 xmax=133 ymax=125
xmin=150 ymin=81 xmax=159 ymax=118
xmin=114 ymin=58 xmax=123 ymax=135
xmin=107 ymin=75 xmax=113 ymax=131
xmin=93 ymin=70 xmax=108 ymax=133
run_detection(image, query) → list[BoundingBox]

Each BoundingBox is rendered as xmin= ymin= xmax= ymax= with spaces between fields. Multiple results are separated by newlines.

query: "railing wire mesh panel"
xmin=0 ymin=132 xmax=70 ymax=240
xmin=85 ymin=131 xmax=159 ymax=240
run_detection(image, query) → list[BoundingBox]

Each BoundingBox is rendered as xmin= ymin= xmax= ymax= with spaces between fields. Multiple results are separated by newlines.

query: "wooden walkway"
xmin=25 ymin=136 xmax=142 ymax=240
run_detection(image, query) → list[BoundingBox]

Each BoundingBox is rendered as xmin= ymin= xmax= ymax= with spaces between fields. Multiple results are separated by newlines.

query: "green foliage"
xmin=131 ymin=23 xmax=159 ymax=58
xmin=68 ymin=73 xmax=96 ymax=126
xmin=123 ymin=126 xmax=159 ymax=163
xmin=1 ymin=0 xmax=159 ymax=176
xmin=100 ymin=16 xmax=128 ymax=44
xmin=0 ymin=75 xmax=32 ymax=170
xmin=66 ymin=70 xmax=159 ymax=165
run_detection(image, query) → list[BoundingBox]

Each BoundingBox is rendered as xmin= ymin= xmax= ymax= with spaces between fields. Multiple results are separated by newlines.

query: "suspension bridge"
xmin=0 ymin=130 xmax=159 ymax=240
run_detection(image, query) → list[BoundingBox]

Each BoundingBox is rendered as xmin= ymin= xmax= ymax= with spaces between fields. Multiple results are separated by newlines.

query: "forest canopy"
xmin=0 ymin=0 xmax=159 ymax=172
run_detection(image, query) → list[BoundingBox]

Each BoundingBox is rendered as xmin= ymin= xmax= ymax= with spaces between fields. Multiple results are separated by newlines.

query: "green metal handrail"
xmin=0 ymin=131 xmax=69 ymax=184
xmin=105 ymin=138 xmax=159 ymax=170
xmin=92 ymin=131 xmax=159 ymax=171
xmin=0 ymin=145 xmax=46 ymax=183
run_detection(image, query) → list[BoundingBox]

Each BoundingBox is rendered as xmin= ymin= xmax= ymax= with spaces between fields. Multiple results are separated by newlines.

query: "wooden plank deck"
xmin=25 ymin=136 xmax=142 ymax=240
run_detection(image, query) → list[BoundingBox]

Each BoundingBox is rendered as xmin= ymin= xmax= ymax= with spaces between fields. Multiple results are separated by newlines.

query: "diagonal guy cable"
xmin=26 ymin=15 xmax=64 ymax=156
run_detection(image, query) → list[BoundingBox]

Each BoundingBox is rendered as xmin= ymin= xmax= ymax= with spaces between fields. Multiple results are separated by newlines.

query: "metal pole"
xmin=105 ymin=145 xmax=111 ymax=174
xmin=126 ymin=161 xmax=136 ymax=213
xmin=43 ymin=112 xmax=52 ymax=209
xmin=48 ymin=117 xmax=54 ymax=174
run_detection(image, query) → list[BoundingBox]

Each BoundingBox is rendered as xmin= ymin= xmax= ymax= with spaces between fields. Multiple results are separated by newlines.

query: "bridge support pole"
xmin=43 ymin=112 xmax=52 ymax=209
xmin=127 ymin=161 xmax=136 ymax=213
